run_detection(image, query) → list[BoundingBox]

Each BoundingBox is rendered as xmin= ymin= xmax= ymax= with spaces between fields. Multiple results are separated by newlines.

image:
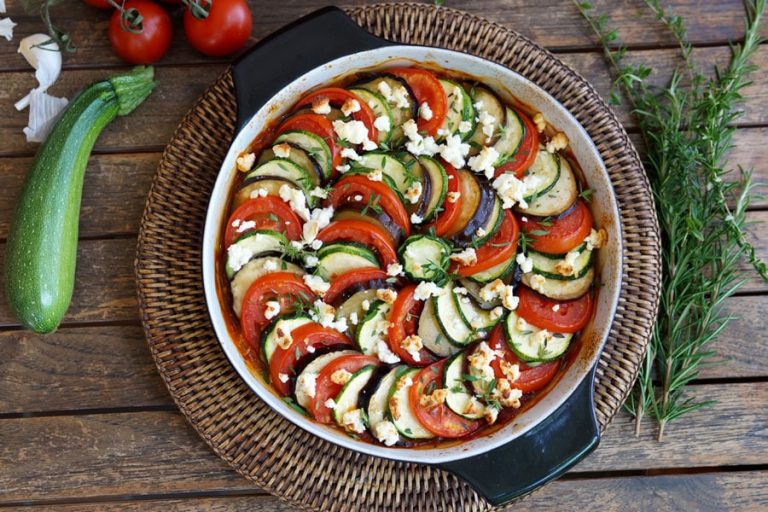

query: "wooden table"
xmin=1 ymin=1 xmax=767 ymax=510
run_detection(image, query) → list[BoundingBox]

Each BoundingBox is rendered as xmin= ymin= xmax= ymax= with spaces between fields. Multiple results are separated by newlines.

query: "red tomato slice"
xmin=324 ymin=268 xmax=389 ymax=305
xmin=310 ymin=353 xmax=380 ymax=423
xmin=295 ymin=88 xmax=378 ymax=143
xmin=494 ymin=109 xmax=539 ymax=178
xmin=517 ymin=285 xmax=593 ymax=333
xmin=388 ymin=67 xmax=447 ymax=136
xmin=224 ymin=196 xmax=303 ymax=247
xmin=487 ymin=325 xmax=560 ymax=393
xmin=409 ymin=360 xmax=482 ymax=438
xmin=387 ymin=285 xmax=438 ymax=367
xmin=326 ymin=175 xmax=410 ymax=237
xmin=269 ymin=323 xmax=354 ymax=396
xmin=454 ymin=210 xmax=520 ymax=275
xmin=240 ymin=273 xmax=316 ymax=348
xmin=428 ymin=162 xmax=462 ymax=236
xmin=276 ymin=113 xmax=342 ymax=173
xmin=520 ymin=200 xmax=593 ymax=254
xmin=317 ymin=220 xmax=398 ymax=267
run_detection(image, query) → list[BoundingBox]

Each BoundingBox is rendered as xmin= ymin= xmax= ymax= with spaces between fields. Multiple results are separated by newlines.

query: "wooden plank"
xmin=19 ymin=471 xmax=768 ymax=511
xmin=0 ymin=238 xmax=139 ymax=327
xmin=0 ymin=383 xmax=765 ymax=502
xmin=0 ymin=324 xmax=171 ymax=414
xmin=2 ymin=0 xmax=765 ymax=72
xmin=741 ymin=210 xmax=768 ymax=293
xmin=714 ymin=295 xmax=768 ymax=379
xmin=0 ymin=153 xmax=158 ymax=239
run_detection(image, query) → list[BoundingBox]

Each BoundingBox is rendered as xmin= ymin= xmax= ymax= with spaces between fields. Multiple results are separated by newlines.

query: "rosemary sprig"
xmin=574 ymin=0 xmax=768 ymax=440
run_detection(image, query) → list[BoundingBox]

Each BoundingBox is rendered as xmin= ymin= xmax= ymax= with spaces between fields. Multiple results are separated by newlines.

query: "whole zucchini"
xmin=4 ymin=66 xmax=156 ymax=333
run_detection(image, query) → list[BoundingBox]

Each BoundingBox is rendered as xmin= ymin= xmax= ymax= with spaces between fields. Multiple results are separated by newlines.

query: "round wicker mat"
xmin=135 ymin=3 xmax=661 ymax=510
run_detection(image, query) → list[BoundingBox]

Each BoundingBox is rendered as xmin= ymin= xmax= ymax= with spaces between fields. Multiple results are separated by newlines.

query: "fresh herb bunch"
xmin=574 ymin=0 xmax=768 ymax=439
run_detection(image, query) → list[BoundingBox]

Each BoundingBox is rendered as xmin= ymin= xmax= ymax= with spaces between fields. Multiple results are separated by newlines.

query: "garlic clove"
xmin=16 ymin=34 xmax=63 ymax=111
xmin=23 ymin=90 xmax=69 ymax=143
xmin=0 ymin=17 xmax=16 ymax=41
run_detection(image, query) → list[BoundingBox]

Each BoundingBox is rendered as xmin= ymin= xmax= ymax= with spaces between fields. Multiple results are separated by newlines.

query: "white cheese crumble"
xmin=236 ymin=152 xmax=255 ymax=172
xmin=413 ymin=281 xmax=445 ymax=301
xmin=516 ymin=252 xmax=534 ymax=274
xmin=552 ymin=304 xmax=560 ymax=312
xmin=386 ymin=263 xmax=403 ymax=277
xmin=376 ymin=288 xmax=398 ymax=305
xmin=468 ymin=146 xmax=500 ymax=179
xmin=331 ymin=369 xmax=353 ymax=386
xmin=341 ymin=98 xmax=361 ymax=116
xmin=419 ymin=101 xmax=433 ymax=121
xmin=446 ymin=191 xmax=461 ymax=203
xmin=296 ymin=372 xmax=317 ymax=400
xmin=336 ymin=164 xmax=351 ymax=173
xmin=468 ymin=341 xmax=497 ymax=387
xmin=302 ymin=206 xmax=334 ymax=244
xmin=450 ymin=248 xmax=477 ymax=266
xmin=324 ymin=398 xmax=337 ymax=410
xmin=278 ymin=373 xmax=290 ymax=384
xmin=410 ymin=213 xmax=423 ymax=225
xmin=341 ymin=408 xmax=367 ymax=434
xmin=373 ymin=420 xmax=400 ymax=446
xmin=272 ymin=143 xmax=291 ymax=159
xmin=367 ymin=169 xmax=384 ymax=182
xmin=458 ymin=120 xmax=473 ymax=134
xmin=349 ymin=312 xmax=359 ymax=325
xmin=492 ymin=172 xmax=528 ymax=209
xmin=390 ymin=85 xmax=411 ymax=109
xmin=309 ymin=186 xmax=328 ymax=199
xmin=374 ymin=115 xmax=391 ymax=132
xmin=404 ymin=181 xmax=423 ymax=204
xmin=311 ymin=97 xmax=331 ymax=115
xmin=546 ymin=132 xmax=569 ymax=153
xmin=585 ymin=228 xmax=607 ymax=250
xmin=333 ymin=119 xmax=377 ymax=150
xmin=475 ymin=101 xmax=497 ymax=143
xmin=533 ymin=112 xmax=546 ymax=133
xmin=402 ymin=119 xmax=439 ymax=157
xmin=235 ymin=220 xmax=256 ymax=233
xmin=309 ymin=300 xmax=347 ymax=332
xmin=375 ymin=339 xmax=401 ymax=364
xmin=279 ymin=184 xmax=311 ymax=221
xmin=341 ymin=147 xmax=362 ymax=162
xmin=249 ymin=187 xmax=268 ymax=199
xmin=437 ymin=134 xmax=470 ymax=169
xmin=264 ymin=300 xmax=281 ymax=320
xmin=479 ymin=279 xmax=519 ymax=311
xmin=274 ymin=320 xmax=293 ymax=349
xmin=401 ymin=334 xmax=423 ymax=362
xmin=303 ymin=274 xmax=330 ymax=296
xmin=528 ymin=273 xmax=547 ymax=292
xmin=555 ymin=249 xmax=581 ymax=277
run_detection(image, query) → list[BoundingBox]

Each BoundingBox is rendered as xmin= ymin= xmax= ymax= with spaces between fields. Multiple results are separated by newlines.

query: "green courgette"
xmin=4 ymin=66 xmax=156 ymax=334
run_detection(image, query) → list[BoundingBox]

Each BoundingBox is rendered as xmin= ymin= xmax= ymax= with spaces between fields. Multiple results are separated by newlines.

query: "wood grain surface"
xmin=1 ymin=0 xmax=766 ymax=510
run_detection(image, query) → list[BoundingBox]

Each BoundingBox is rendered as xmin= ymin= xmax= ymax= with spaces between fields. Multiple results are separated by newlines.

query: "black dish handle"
xmin=439 ymin=365 xmax=600 ymax=506
xmin=232 ymin=7 xmax=393 ymax=131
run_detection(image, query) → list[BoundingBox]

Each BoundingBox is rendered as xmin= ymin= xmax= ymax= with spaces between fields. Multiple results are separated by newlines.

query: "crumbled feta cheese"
xmin=492 ymin=172 xmax=528 ymax=209
xmin=499 ymin=360 xmax=520 ymax=383
xmin=410 ymin=213 xmax=423 ymax=224
xmin=468 ymin=342 xmax=497 ymax=392
xmin=390 ymin=86 xmax=410 ymax=109
xmin=333 ymin=119 xmax=376 ymax=149
xmin=310 ymin=239 xmax=323 ymax=250
xmin=309 ymin=300 xmax=347 ymax=331
xmin=468 ymin=146 xmax=500 ymax=179
xmin=374 ymin=115 xmax=391 ymax=132
xmin=551 ymin=304 xmax=561 ymax=313
xmin=312 ymin=97 xmax=331 ymax=115
xmin=324 ymin=398 xmax=337 ymax=410
xmin=236 ymin=152 xmax=255 ymax=172
xmin=402 ymin=119 xmax=439 ymax=157
xmin=546 ymin=132 xmax=569 ymax=153
xmin=404 ymin=181 xmax=423 ymax=204
xmin=372 ymin=420 xmax=399 ymax=446
xmin=353 ymin=194 xmax=364 ymax=202
xmin=555 ymin=249 xmax=581 ymax=277
xmin=376 ymin=288 xmax=398 ymax=305
xmin=273 ymin=320 xmax=293 ymax=349
xmin=458 ymin=120 xmax=473 ymax=134
xmin=279 ymin=184 xmax=311 ymax=221
xmin=377 ymin=81 xmax=392 ymax=98
xmin=479 ymin=279 xmax=519 ymax=311
xmin=489 ymin=306 xmax=504 ymax=322
xmin=401 ymin=334 xmax=423 ymax=361
xmin=263 ymin=259 xmax=279 ymax=272
xmin=419 ymin=102 xmax=433 ymax=121
xmin=331 ymin=369 xmax=353 ymax=386
xmin=521 ymin=216 xmax=528 ymax=223
xmin=413 ymin=281 xmax=445 ymax=301
xmin=272 ymin=143 xmax=291 ymax=159
xmin=341 ymin=98 xmax=361 ymax=116
xmin=264 ymin=300 xmax=281 ymax=320
xmin=492 ymin=378 xmax=523 ymax=408
xmin=375 ymin=339 xmax=401 ymax=364
xmin=528 ymin=273 xmax=547 ymax=292
xmin=419 ymin=388 xmax=448 ymax=408
xmin=484 ymin=405 xmax=500 ymax=424
xmin=362 ymin=299 xmax=371 ymax=311
xmin=533 ymin=112 xmax=546 ymax=133
xmin=341 ymin=408 xmax=367 ymax=434
xmin=310 ymin=186 xmax=328 ymax=199
xmin=475 ymin=227 xmax=487 ymax=238
xmin=296 ymin=372 xmax=317 ymax=400
xmin=476 ymin=102 xmax=497 ymax=142
xmin=306 ymin=345 xmax=316 ymax=354
xmin=438 ymin=134 xmax=471 ymax=169
xmin=516 ymin=253 xmax=534 ymax=274
xmin=302 ymin=206 xmax=334 ymax=243
xmin=341 ymin=147 xmax=362 ymax=162
xmin=387 ymin=263 xmax=403 ymax=277
xmin=336 ymin=164 xmax=351 ymax=173
xmin=585 ymin=228 xmax=607 ymax=250
xmin=450 ymin=248 xmax=477 ymax=266
xmin=453 ymin=286 xmax=468 ymax=295
xmin=278 ymin=373 xmax=290 ymax=384
xmin=349 ymin=312 xmax=359 ymax=326
xmin=236 ymin=220 xmax=256 ymax=233
xmin=249 ymin=187 xmax=268 ymax=199
xmin=437 ymin=128 xmax=449 ymax=137
xmin=447 ymin=191 xmax=461 ymax=203
xmin=367 ymin=169 xmax=383 ymax=182
xmin=303 ymin=274 xmax=330 ymax=296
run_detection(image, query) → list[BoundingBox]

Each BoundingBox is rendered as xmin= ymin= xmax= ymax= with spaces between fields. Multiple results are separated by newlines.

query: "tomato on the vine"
xmin=183 ymin=0 xmax=253 ymax=57
xmin=108 ymin=0 xmax=172 ymax=65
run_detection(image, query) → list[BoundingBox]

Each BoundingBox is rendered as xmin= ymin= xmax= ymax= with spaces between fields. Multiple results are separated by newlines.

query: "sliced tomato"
xmin=520 ymin=200 xmax=592 ymax=254
xmin=240 ymin=273 xmax=316 ymax=348
xmin=310 ymin=353 xmax=379 ymax=423
xmin=224 ymin=196 xmax=303 ymax=247
xmin=487 ymin=325 xmax=560 ymax=393
xmin=269 ymin=323 xmax=354 ymax=396
xmin=428 ymin=162 xmax=462 ymax=236
xmin=295 ymin=88 xmax=378 ymax=143
xmin=276 ymin=113 xmax=342 ymax=172
xmin=326 ymin=175 xmax=410 ymax=237
xmin=317 ymin=219 xmax=398 ymax=267
xmin=454 ymin=210 xmax=520 ymax=275
xmin=324 ymin=268 xmax=389 ymax=305
xmin=517 ymin=285 xmax=593 ymax=333
xmin=388 ymin=67 xmax=447 ymax=136
xmin=409 ymin=360 xmax=482 ymax=438
xmin=387 ymin=285 xmax=438 ymax=367
xmin=494 ymin=109 xmax=539 ymax=178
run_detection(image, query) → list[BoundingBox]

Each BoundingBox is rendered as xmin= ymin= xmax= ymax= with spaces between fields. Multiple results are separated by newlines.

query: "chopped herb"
xmin=578 ymin=186 xmax=595 ymax=203
xmin=461 ymin=373 xmax=479 ymax=382
xmin=529 ymin=229 xmax=550 ymax=236
xmin=425 ymin=380 xmax=438 ymax=395
xmin=283 ymin=397 xmax=308 ymax=417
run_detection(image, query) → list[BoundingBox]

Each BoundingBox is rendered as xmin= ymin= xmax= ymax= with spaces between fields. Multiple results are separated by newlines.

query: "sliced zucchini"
xmin=453 ymin=290 xmax=500 ymax=331
xmin=294 ymin=349 xmax=357 ymax=408
xmin=351 ymin=152 xmax=411 ymax=199
xmin=418 ymin=156 xmax=448 ymax=222
xmin=473 ymin=195 xmax=504 ymax=245
xmin=356 ymin=299 xmax=391 ymax=355
xmin=274 ymin=130 xmax=332 ymax=180
xmin=231 ymin=257 xmax=304 ymax=317
xmin=467 ymin=85 xmax=505 ymax=154
xmin=522 ymin=266 xmax=594 ymax=301
xmin=333 ymin=364 xmax=378 ymax=426
xmin=465 ymin=254 xmax=517 ymax=284
xmin=529 ymin=248 xmax=593 ymax=281
xmin=437 ymin=79 xmax=475 ymax=141
xmin=398 ymin=234 xmax=452 ymax=282
xmin=493 ymin=107 xmax=525 ymax=164
xmin=233 ymin=177 xmax=300 ymax=209
xmin=520 ymin=155 xmax=578 ymax=217
xmin=258 ymin=143 xmax=323 ymax=185
xmin=244 ymin=158 xmax=317 ymax=206
xmin=356 ymin=75 xmax=417 ymax=146
xmin=335 ymin=288 xmax=380 ymax=334
xmin=418 ymin=298 xmax=461 ymax=357
xmin=504 ymin=311 xmax=573 ymax=362
xmin=444 ymin=352 xmax=485 ymax=420
xmin=433 ymin=284 xmax=475 ymax=347
xmin=394 ymin=152 xmax=429 ymax=217
xmin=348 ymin=87 xmax=394 ymax=145
xmin=315 ymin=242 xmax=380 ymax=280
xmin=262 ymin=314 xmax=313 ymax=364
xmin=460 ymin=278 xmax=501 ymax=309
xmin=521 ymin=148 xmax=560 ymax=203
xmin=225 ymin=230 xmax=288 ymax=278
xmin=387 ymin=367 xmax=435 ymax=440
xmin=366 ymin=366 xmax=403 ymax=438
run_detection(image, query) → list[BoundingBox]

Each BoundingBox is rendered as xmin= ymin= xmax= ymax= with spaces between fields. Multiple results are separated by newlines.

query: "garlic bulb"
xmin=16 ymin=34 xmax=63 ymax=111
xmin=0 ymin=17 xmax=15 ymax=41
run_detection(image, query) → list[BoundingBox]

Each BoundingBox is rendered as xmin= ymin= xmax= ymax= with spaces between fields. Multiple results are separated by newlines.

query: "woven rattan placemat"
xmin=135 ymin=3 xmax=661 ymax=510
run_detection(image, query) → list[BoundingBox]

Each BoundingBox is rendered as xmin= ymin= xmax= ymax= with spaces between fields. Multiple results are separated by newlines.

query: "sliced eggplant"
xmin=294 ymin=349 xmax=358 ymax=408
xmin=274 ymin=130 xmax=333 ymax=180
xmin=231 ymin=256 xmax=304 ymax=316
xmin=333 ymin=365 xmax=378 ymax=427
xmin=466 ymin=84 xmax=505 ymax=155
xmin=418 ymin=298 xmax=460 ymax=357
xmin=437 ymin=79 xmax=475 ymax=142
xmin=354 ymin=74 xmax=418 ymax=146
xmin=522 ymin=266 xmax=594 ymax=301
xmin=418 ymin=156 xmax=448 ymax=222
xmin=519 ymin=154 xmax=578 ymax=217
xmin=348 ymin=87 xmax=394 ymax=145
xmin=258 ymin=143 xmax=324 ymax=186
xmin=333 ymin=207 xmax=405 ymax=246
xmin=225 ymin=230 xmax=288 ymax=278
xmin=387 ymin=367 xmax=435 ymax=439
xmin=444 ymin=352 xmax=485 ymax=420
xmin=447 ymin=169 xmax=494 ymax=245
xmin=233 ymin=177 xmax=300 ymax=209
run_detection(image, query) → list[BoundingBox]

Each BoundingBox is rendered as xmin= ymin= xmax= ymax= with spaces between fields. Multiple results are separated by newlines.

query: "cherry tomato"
xmin=108 ymin=0 xmax=172 ymax=65
xmin=326 ymin=175 xmax=410 ymax=237
xmin=324 ymin=268 xmax=389 ymax=305
xmin=183 ymin=0 xmax=252 ymax=57
xmin=428 ymin=162 xmax=462 ymax=236
xmin=388 ymin=67 xmax=447 ymax=136
xmin=495 ymin=109 xmax=539 ymax=178
xmin=295 ymin=88 xmax=378 ymax=142
xmin=520 ymin=200 xmax=592 ymax=254
xmin=269 ymin=324 xmax=354 ymax=396
xmin=387 ymin=285 xmax=438 ymax=367
xmin=486 ymin=325 xmax=560 ymax=393
xmin=409 ymin=360 xmax=482 ymax=438
xmin=240 ymin=273 xmax=315 ymax=348
xmin=82 ymin=0 xmax=114 ymax=9
xmin=310 ymin=354 xmax=379 ymax=423
xmin=517 ymin=286 xmax=593 ymax=333
xmin=276 ymin=114 xmax=341 ymax=173
xmin=224 ymin=196 xmax=303 ymax=247
xmin=317 ymin=220 xmax=398 ymax=267
xmin=454 ymin=210 xmax=520 ymax=276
